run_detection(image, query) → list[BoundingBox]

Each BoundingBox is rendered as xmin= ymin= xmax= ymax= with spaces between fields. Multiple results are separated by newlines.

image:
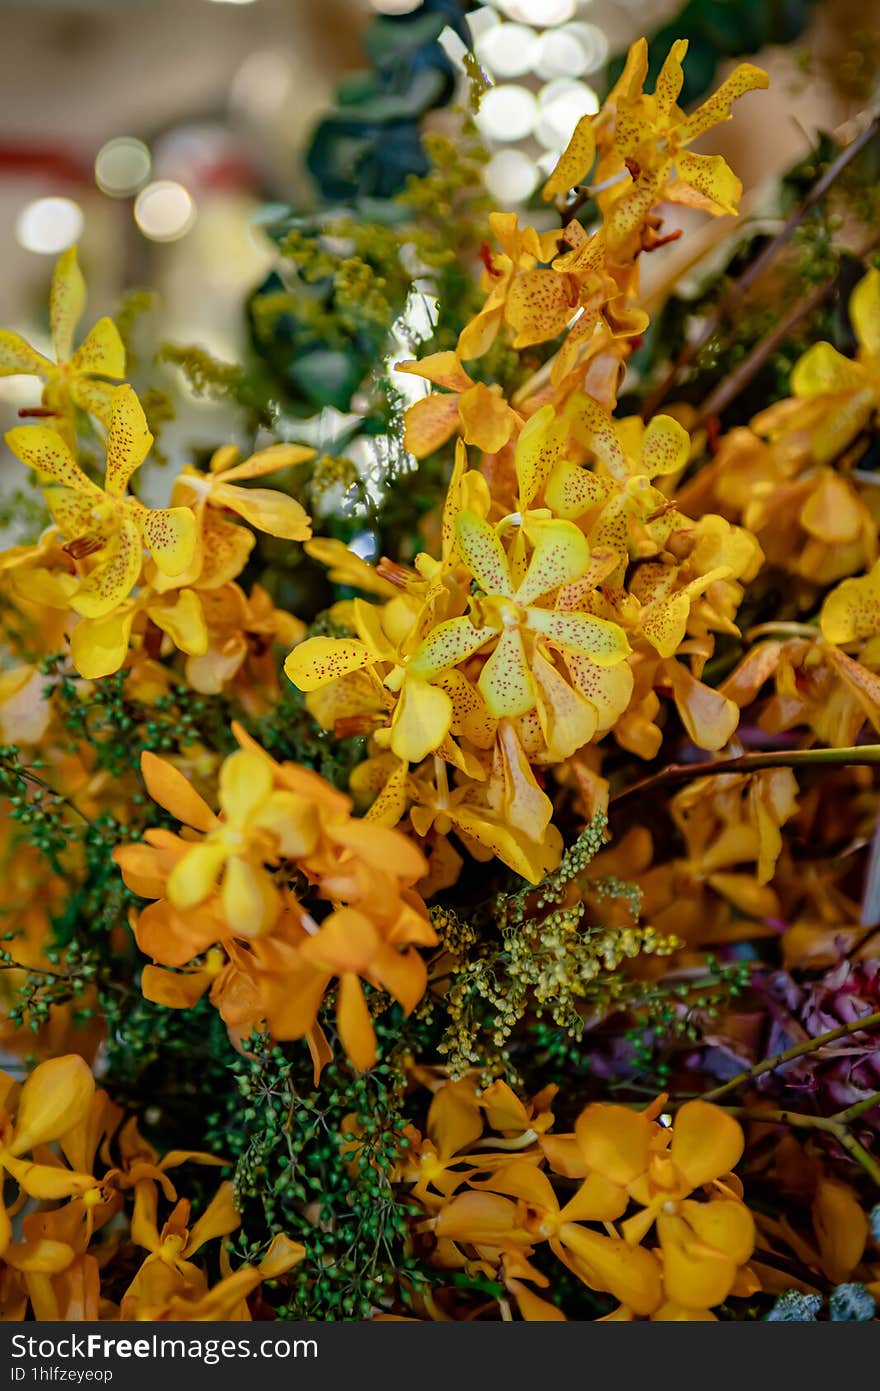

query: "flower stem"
xmin=701 ymin=1011 xmax=880 ymax=1101
xmin=611 ymin=745 xmax=880 ymax=808
xmin=721 ymin=1102 xmax=880 ymax=1188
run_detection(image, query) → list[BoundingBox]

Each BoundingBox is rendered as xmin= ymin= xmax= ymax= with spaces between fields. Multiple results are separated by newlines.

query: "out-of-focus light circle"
xmin=484 ymin=148 xmax=539 ymax=203
xmin=475 ymin=22 xmax=539 ymax=77
xmin=134 ymin=181 xmax=196 ymax=242
xmin=561 ymin=21 xmax=608 ymax=72
xmin=475 ymin=83 xmax=539 ymax=141
xmin=536 ymin=79 xmax=599 ymax=148
xmin=500 ymin=0 xmax=576 ymax=23
xmin=231 ymin=51 xmax=293 ymax=119
xmin=94 ymin=137 xmax=151 ymax=197
xmin=370 ymin=0 xmax=421 ymax=11
xmin=15 ymin=197 xmax=83 ymax=254
xmin=206 ymin=0 xmax=259 ymax=5
xmin=534 ymin=28 xmax=586 ymax=79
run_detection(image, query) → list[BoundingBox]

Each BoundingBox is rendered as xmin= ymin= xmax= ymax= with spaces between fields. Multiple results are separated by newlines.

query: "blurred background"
xmin=0 ymin=0 xmax=877 ymax=469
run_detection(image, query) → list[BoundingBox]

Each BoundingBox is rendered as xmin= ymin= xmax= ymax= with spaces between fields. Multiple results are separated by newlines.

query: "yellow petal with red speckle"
xmin=284 ymin=636 xmax=372 ymax=691
xmin=541 ymin=114 xmax=597 ymax=201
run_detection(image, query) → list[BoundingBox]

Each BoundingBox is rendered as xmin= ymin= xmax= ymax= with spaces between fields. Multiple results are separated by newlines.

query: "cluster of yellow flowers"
xmin=114 ymin=733 xmax=433 ymax=1072
xmin=284 ymin=40 xmax=770 ymax=883
xmin=391 ymin=1079 xmax=757 ymax=1321
xmin=0 ymin=1055 xmax=303 ymax=1320
xmin=3 ymin=33 xmax=880 ymax=1323
xmin=0 ymin=245 xmax=311 ymax=704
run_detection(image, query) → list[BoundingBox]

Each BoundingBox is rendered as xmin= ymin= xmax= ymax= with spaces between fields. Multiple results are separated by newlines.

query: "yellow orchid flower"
xmin=0 ymin=246 xmax=125 ymax=440
xmin=287 ymin=594 xmax=464 ymax=764
xmin=158 ymin=441 xmax=314 ymax=592
xmin=435 ymin=1159 xmax=664 ymax=1316
xmin=136 ymin=747 xmax=320 ymax=937
xmin=5 ymin=385 xmax=196 ymax=619
xmin=406 ymin=750 xmax=562 ymax=885
xmin=398 ymin=352 xmax=522 ymax=460
xmin=550 ymin=38 xmax=768 ymax=249
xmin=0 ymin=1057 xmax=100 ymax=1253
xmin=545 ymin=401 xmax=691 ymax=582
xmin=575 ymin=1097 xmax=755 ymax=1316
xmin=410 ymin=510 xmax=630 ymax=723
xmin=755 ymin=267 xmax=880 ymax=465
xmin=457 ymin=212 xmax=574 ymax=361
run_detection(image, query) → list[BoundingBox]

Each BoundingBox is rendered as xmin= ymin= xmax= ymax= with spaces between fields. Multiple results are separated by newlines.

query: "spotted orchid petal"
xmin=455 ymin=511 xmax=512 ymax=597
xmin=284 ymin=637 xmax=372 ymax=692
xmin=103 ymin=385 xmax=152 ymax=496
xmin=668 ymin=152 xmax=742 ymax=216
xmin=5 ymin=424 xmax=97 ymax=496
xmin=70 ymin=517 xmax=143 ymax=618
xmin=69 ymin=317 xmax=125 ymax=380
xmin=820 ymin=561 xmax=880 ymax=642
xmin=542 ymin=114 xmax=597 ymax=201
xmin=544 ymin=462 xmax=611 ymax=519
xmin=478 ymin=626 xmax=535 ymax=719
xmin=139 ymin=507 xmax=197 ymax=577
xmin=526 ymin=607 xmax=630 ymax=665
xmin=678 ymin=62 xmax=769 ymax=143
xmin=408 ymin=616 xmax=494 ymax=680
xmin=641 ymin=414 xmax=690 ymax=477
xmin=516 ymin=520 xmax=591 ymax=606
xmin=49 ymin=246 xmax=86 ymax=362
xmin=571 ymin=396 xmax=627 ymax=479
xmin=505 ymin=269 xmax=577 ymax=350
xmin=655 ymin=38 xmax=688 ymax=113
xmin=0 ymin=331 xmax=53 ymax=377
xmin=515 ymin=404 xmax=567 ymax=508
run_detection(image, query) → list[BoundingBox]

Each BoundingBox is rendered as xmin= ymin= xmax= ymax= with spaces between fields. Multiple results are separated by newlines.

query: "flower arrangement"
xmin=0 ymin=31 xmax=878 ymax=1323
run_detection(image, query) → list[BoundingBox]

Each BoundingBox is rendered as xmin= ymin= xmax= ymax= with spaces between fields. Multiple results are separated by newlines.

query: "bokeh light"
xmin=484 ymin=148 xmax=540 ymax=203
xmin=475 ymin=83 xmax=539 ymax=142
xmin=134 ymin=180 xmax=197 ymax=242
xmin=474 ymin=23 xmax=540 ymax=78
xmin=534 ymin=27 xmax=588 ymax=79
xmin=94 ymin=136 xmax=151 ymax=197
xmin=498 ymin=0 xmax=577 ymax=23
xmin=15 ymin=197 xmax=84 ymax=254
xmin=536 ymin=78 xmax=599 ymax=148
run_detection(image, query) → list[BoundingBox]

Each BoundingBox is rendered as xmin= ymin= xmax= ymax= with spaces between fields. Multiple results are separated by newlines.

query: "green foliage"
xmin=219 ymin=1031 xmax=429 ymax=1320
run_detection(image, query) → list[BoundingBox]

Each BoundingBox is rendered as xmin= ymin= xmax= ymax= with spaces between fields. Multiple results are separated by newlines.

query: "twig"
xmin=0 ymin=758 xmax=94 ymax=827
xmin=701 ymin=1011 xmax=880 ymax=1101
xmin=721 ymin=1101 xmax=880 ymax=1188
xmin=642 ymin=111 xmax=880 ymax=416
xmin=834 ymin=1091 xmax=880 ymax=1125
xmin=610 ymin=744 xmax=880 ymax=807
xmin=694 ymin=230 xmax=880 ymax=424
